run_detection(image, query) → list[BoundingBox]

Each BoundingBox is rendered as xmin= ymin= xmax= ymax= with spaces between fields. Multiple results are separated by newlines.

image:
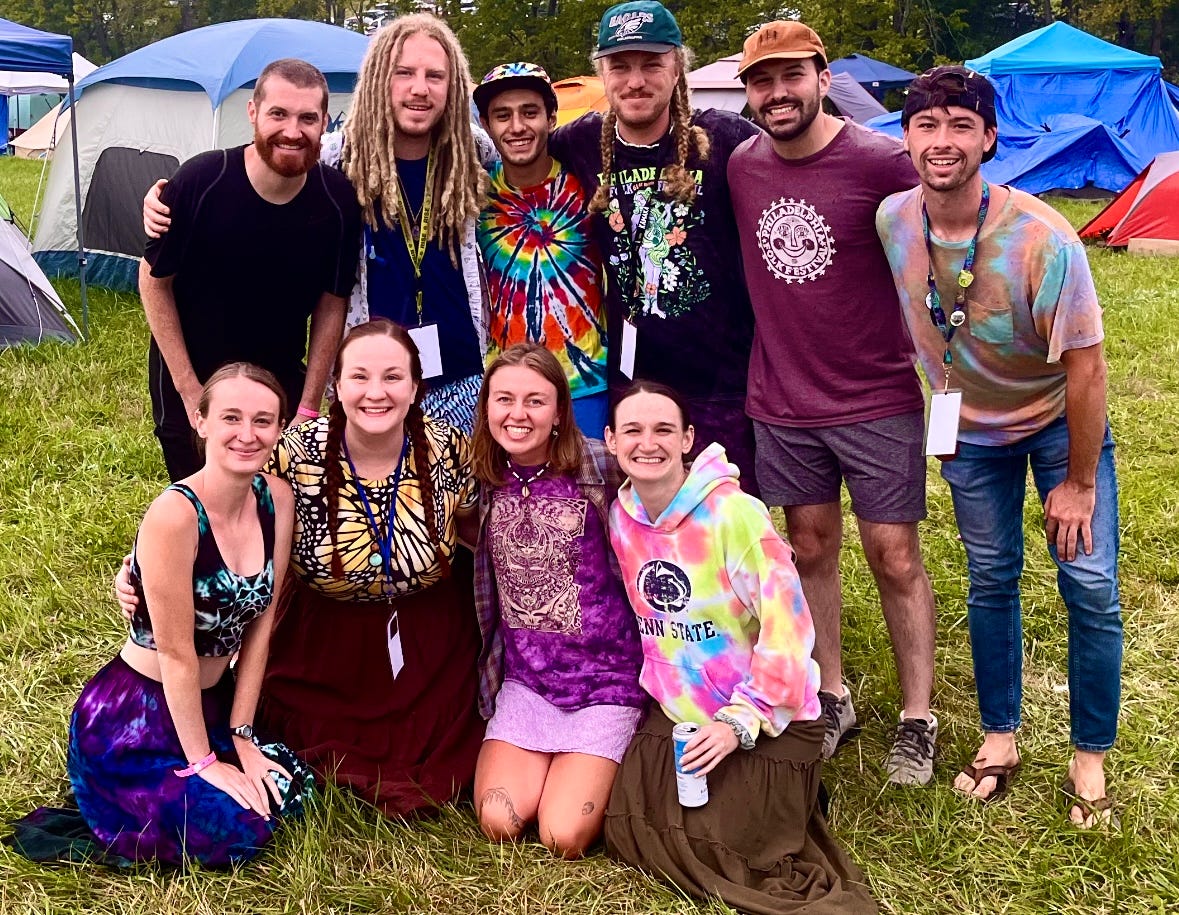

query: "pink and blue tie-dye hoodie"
xmin=609 ymin=443 xmax=821 ymax=745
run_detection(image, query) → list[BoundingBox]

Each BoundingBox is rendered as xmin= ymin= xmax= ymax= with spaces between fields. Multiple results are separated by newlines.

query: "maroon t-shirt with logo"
xmin=728 ymin=121 xmax=924 ymax=427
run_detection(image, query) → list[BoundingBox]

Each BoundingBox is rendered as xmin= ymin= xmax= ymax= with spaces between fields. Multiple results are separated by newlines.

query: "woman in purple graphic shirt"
xmin=468 ymin=343 xmax=644 ymax=859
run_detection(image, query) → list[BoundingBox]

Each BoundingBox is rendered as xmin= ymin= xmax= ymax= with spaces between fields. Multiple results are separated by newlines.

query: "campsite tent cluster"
xmin=3 ymin=15 xmax=1179 ymax=348
xmin=867 ymin=22 xmax=1179 ymax=198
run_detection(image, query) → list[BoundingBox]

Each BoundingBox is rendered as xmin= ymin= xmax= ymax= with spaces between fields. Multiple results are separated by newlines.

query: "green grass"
xmin=2 ymin=155 xmax=1177 ymax=914
xmin=0 ymin=156 xmax=53 ymax=236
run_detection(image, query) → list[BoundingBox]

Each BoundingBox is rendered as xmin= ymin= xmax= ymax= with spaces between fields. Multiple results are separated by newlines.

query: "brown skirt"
xmin=605 ymin=708 xmax=877 ymax=915
xmin=258 ymin=553 xmax=484 ymax=818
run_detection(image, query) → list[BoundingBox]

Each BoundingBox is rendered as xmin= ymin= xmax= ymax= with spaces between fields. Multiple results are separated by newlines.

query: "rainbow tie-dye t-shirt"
xmin=478 ymin=159 xmax=607 ymax=399
xmin=877 ymin=185 xmax=1104 ymax=446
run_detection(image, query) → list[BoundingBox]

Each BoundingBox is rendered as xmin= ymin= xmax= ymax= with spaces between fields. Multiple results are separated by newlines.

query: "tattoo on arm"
xmin=479 ymin=787 xmax=524 ymax=831
xmin=581 ymin=801 xmax=595 ymax=816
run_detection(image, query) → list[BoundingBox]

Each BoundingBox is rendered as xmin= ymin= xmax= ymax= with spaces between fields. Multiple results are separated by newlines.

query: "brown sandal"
xmin=1061 ymin=778 xmax=1119 ymax=829
xmin=957 ymin=760 xmax=1020 ymax=803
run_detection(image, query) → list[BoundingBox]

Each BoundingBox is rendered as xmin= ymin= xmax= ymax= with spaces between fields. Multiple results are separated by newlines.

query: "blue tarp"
xmin=0 ymin=17 xmax=72 ymax=76
xmin=829 ymin=54 xmax=915 ymax=92
xmin=1167 ymin=80 xmax=1179 ymax=112
xmin=75 ymin=18 xmax=369 ymax=106
xmin=867 ymin=22 xmax=1179 ymax=195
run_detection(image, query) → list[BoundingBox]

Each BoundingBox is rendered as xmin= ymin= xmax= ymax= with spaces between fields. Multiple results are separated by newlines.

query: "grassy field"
xmin=1 ymin=154 xmax=1177 ymax=915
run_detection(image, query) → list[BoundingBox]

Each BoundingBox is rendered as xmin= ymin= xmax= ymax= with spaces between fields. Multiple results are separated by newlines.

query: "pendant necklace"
xmin=509 ymin=462 xmax=550 ymax=499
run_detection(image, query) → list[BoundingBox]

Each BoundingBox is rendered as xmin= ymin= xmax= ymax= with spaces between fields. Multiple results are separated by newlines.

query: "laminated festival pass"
xmin=926 ymin=390 xmax=962 ymax=457
xmin=409 ymin=324 xmax=444 ymax=379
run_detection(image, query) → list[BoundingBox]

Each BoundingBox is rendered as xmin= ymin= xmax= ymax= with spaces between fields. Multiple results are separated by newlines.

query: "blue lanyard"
xmin=922 ymin=181 xmax=989 ymax=387
xmin=343 ymin=433 xmax=409 ymax=598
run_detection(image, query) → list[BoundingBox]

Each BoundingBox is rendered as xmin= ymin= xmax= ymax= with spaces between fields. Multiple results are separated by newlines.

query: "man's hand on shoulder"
xmin=1044 ymin=478 xmax=1096 ymax=562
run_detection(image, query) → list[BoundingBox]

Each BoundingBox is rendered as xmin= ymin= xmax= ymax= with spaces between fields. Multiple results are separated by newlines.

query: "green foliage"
xmin=0 ymin=0 xmax=1173 ymax=78
xmin=1 ymin=155 xmax=1179 ymax=913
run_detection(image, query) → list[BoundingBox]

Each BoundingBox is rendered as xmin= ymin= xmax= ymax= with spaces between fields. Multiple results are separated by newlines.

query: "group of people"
xmin=9 ymin=1 xmax=1123 ymax=913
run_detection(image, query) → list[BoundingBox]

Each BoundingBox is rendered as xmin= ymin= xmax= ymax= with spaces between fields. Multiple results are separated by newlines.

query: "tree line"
xmin=2 ymin=0 xmax=1175 ymax=82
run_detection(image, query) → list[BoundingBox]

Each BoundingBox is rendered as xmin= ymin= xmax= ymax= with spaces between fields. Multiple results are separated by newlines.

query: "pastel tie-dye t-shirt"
xmin=876 ymin=185 xmax=1103 ymax=445
xmin=478 ymin=159 xmax=607 ymax=399
xmin=609 ymin=444 xmax=820 ymax=743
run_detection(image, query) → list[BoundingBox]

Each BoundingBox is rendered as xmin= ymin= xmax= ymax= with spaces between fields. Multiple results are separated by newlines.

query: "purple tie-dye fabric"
xmin=488 ymin=471 xmax=644 ymax=710
xmin=67 ymin=656 xmax=310 ymax=867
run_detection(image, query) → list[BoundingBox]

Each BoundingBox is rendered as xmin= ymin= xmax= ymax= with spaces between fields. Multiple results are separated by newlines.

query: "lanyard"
xmin=343 ymin=433 xmax=409 ymax=599
xmin=394 ymin=148 xmax=436 ymax=324
xmin=922 ymin=181 xmax=989 ymax=390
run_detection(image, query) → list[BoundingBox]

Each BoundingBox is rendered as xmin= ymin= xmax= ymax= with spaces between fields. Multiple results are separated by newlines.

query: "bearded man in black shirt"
xmin=140 ymin=58 xmax=361 ymax=481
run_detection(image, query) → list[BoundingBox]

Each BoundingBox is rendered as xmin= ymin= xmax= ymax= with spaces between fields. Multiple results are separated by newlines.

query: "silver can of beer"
xmin=672 ymin=722 xmax=709 ymax=807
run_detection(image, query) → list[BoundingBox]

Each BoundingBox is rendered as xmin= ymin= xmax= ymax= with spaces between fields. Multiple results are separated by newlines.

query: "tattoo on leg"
xmin=479 ymin=787 xmax=523 ymax=831
xmin=581 ymin=801 xmax=595 ymax=815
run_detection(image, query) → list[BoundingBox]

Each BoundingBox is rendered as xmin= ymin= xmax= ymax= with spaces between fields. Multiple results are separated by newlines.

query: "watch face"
xmin=232 ymin=724 xmax=255 ymax=740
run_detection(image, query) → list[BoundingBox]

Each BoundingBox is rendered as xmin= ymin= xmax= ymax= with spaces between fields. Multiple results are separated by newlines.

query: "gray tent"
xmin=687 ymin=53 xmax=888 ymax=122
xmin=0 ymin=197 xmax=78 ymax=347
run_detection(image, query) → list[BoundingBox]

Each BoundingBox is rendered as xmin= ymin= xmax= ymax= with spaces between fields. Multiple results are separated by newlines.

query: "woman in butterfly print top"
xmin=261 ymin=319 xmax=484 ymax=817
xmin=468 ymin=343 xmax=644 ymax=858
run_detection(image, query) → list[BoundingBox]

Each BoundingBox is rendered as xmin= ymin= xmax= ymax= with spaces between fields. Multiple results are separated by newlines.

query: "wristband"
xmin=296 ymin=406 xmax=320 ymax=419
xmin=173 ymin=751 xmax=217 ymax=778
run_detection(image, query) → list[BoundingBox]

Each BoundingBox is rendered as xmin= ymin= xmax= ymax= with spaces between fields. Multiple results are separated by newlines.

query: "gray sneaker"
xmin=818 ymin=688 xmax=860 ymax=760
xmin=884 ymin=714 xmax=938 ymax=786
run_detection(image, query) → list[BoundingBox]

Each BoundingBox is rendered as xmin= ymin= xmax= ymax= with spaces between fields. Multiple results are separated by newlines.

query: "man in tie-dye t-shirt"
xmin=876 ymin=66 xmax=1122 ymax=827
xmin=474 ymin=63 xmax=610 ymax=437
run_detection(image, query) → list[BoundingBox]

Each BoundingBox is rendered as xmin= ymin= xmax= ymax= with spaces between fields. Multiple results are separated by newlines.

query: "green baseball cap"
xmin=594 ymin=1 xmax=683 ymax=59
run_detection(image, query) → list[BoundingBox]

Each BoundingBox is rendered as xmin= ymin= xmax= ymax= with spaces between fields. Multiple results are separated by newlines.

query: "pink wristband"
xmin=296 ymin=406 xmax=320 ymax=419
xmin=173 ymin=751 xmax=217 ymax=778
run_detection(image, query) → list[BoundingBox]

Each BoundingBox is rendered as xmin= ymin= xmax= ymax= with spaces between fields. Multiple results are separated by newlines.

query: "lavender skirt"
xmin=484 ymin=679 xmax=643 ymax=763
xmin=67 ymin=655 xmax=312 ymax=867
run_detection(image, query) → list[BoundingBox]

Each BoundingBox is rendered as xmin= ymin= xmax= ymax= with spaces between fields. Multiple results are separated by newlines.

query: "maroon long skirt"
xmin=258 ymin=558 xmax=484 ymax=818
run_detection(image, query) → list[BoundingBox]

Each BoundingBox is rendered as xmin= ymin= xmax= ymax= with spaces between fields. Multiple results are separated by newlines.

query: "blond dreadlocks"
xmin=589 ymin=47 xmax=710 ymax=214
xmin=341 ymin=13 xmax=487 ymax=256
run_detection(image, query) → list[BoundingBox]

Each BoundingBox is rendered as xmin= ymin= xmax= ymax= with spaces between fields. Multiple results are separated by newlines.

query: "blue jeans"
xmin=940 ymin=417 xmax=1122 ymax=751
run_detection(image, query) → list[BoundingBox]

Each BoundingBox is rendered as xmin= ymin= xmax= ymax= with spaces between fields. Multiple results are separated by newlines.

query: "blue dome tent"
xmin=828 ymin=54 xmax=916 ymax=100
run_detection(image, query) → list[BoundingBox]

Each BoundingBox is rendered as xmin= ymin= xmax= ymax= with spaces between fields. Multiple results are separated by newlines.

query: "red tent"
xmin=1080 ymin=151 xmax=1179 ymax=246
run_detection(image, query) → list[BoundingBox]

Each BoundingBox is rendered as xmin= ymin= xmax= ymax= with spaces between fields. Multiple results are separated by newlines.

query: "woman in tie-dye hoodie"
xmin=602 ymin=380 xmax=878 ymax=915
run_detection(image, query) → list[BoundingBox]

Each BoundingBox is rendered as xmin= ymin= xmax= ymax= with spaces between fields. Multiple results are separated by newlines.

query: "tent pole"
xmin=66 ymin=75 xmax=88 ymax=340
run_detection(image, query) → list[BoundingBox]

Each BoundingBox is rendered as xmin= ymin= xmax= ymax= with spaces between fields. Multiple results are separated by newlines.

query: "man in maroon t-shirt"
xmin=728 ymin=21 xmax=938 ymax=787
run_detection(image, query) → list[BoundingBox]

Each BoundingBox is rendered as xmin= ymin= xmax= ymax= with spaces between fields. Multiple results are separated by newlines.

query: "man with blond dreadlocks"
xmin=328 ymin=13 xmax=493 ymax=433
xmin=549 ymin=1 xmax=761 ymax=491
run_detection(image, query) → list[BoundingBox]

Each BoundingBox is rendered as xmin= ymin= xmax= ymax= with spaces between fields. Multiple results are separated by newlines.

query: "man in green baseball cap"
xmin=548 ymin=0 xmax=762 ymax=496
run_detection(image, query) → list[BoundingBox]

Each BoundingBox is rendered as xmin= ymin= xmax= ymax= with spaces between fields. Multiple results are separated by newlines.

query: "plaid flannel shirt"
xmin=472 ymin=438 xmax=624 ymax=719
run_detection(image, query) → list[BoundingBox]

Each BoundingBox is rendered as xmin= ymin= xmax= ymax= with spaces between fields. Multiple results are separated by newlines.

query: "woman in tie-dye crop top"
xmin=600 ymin=380 xmax=878 ymax=915
xmin=10 ymin=364 xmax=311 ymax=869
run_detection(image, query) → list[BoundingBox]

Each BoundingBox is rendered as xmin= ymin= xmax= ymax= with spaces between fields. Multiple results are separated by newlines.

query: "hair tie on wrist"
xmin=173 ymin=751 xmax=217 ymax=778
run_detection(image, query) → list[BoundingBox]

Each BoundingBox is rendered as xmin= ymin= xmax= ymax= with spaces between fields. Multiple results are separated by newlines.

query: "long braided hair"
xmin=589 ymin=47 xmax=710 ymax=214
xmin=341 ymin=14 xmax=487 ymax=257
xmin=323 ymin=319 xmax=450 ymax=581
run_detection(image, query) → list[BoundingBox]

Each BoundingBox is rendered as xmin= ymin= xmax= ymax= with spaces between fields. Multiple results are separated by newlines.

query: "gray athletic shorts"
xmin=753 ymin=410 xmax=927 ymax=523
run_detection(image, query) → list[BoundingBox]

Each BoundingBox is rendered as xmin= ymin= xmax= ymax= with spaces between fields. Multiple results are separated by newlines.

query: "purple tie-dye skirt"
xmin=67 ymin=655 xmax=312 ymax=868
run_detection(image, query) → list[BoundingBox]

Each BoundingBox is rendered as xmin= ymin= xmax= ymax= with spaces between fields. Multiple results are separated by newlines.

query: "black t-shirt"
xmin=550 ymin=110 xmax=759 ymax=399
xmin=144 ymin=145 xmax=361 ymax=387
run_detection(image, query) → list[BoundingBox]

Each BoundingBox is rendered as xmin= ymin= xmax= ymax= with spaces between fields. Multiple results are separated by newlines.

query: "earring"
xmin=551 ymin=427 xmax=559 ymax=437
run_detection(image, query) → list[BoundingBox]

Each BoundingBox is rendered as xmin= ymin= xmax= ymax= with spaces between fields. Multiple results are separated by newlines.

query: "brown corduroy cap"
xmin=736 ymin=21 xmax=827 ymax=80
